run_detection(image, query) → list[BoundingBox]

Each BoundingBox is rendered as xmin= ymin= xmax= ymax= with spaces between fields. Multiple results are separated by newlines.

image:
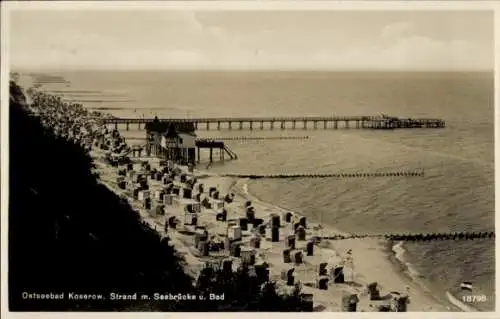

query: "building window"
xmin=179 ymin=138 xmax=183 ymax=144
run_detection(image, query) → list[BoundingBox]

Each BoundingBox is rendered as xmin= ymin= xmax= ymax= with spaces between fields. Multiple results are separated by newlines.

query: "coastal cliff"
xmin=8 ymin=81 xmax=304 ymax=312
xmin=9 ymin=81 xmax=196 ymax=311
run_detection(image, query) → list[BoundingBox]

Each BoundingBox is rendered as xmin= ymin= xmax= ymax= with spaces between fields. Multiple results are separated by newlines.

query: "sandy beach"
xmin=90 ymin=140 xmax=451 ymax=312
xmin=231 ymin=177 xmax=451 ymax=311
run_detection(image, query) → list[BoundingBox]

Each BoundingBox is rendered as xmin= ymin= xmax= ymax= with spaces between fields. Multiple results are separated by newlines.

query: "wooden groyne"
xmin=220 ymin=171 xmax=424 ymax=179
xmin=101 ymin=115 xmax=445 ymax=131
xmin=319 ymin=231 xmax=495 ymax=242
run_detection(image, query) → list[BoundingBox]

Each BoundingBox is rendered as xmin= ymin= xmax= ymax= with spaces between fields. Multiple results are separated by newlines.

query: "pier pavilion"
xmin=145 ymin=117 xmax=238 ymax=164
xmin=145 ymin=117 xmax=196 ymax=165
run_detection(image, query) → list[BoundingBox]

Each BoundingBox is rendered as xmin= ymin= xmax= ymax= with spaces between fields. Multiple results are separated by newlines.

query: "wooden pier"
xmin=101 ymin=116 xmax=445 ymax=131
xmin=195 ymin=139 xmax=238 ymax=163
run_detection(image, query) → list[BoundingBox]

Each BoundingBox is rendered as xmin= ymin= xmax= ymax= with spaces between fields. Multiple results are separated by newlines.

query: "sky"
xmin=8 ymin=9 xmax=494 ymax=71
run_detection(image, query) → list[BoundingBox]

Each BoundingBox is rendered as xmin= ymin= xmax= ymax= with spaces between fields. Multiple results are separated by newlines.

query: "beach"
xmin=85 ymin=132 xmax=450 ymax=311
xmin=90 ymin=155 xmax=443 ymax=311
xmin=16 ymin=70 xmax=495 ymax=311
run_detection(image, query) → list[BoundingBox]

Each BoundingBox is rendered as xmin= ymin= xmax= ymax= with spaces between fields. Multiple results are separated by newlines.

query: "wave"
xmin=230 ymin=179 xmax=305 ymax=221
xmin=389 ymin=240 xmax=481 ymax=312
xmin=84 ymin=107 xmax=129 ymax=110
xmin=391 ymin=242 xmax=425 ymax=281
xmin=45 ymin=90 xmax=102 ymax=94
xmin=57 ymin=94 xmax=129 ymax=98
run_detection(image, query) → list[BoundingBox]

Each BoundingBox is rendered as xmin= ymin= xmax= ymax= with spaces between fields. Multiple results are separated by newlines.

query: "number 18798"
xmin=462 ymin=295 xmax=487 ymax=303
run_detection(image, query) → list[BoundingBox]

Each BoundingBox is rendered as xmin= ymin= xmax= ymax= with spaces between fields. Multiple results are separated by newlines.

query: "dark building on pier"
xmin=145 ymin=117 xmax=196 ymax=165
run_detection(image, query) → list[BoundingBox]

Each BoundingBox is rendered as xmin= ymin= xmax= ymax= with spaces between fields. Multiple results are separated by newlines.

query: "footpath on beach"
xmin=25 ymin=87 xmax=485 ymax=312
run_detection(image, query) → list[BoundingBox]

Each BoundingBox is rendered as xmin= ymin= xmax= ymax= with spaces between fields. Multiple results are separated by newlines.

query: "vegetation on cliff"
xmin=9 ymin=81 xmax=194 ymax=311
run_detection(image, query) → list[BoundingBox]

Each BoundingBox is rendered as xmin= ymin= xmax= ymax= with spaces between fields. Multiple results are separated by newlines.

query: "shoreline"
xmin=238 ymin=178 xmax=473 ymax=312
xmin=385 ymin=241 xmax=468 ymax=312
xmin=222 ymin=176 xmax=453 ymax=311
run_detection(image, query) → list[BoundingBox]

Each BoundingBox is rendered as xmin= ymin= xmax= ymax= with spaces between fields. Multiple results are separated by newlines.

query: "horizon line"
xmin=10 ymin=67 xmax=494 ymax=73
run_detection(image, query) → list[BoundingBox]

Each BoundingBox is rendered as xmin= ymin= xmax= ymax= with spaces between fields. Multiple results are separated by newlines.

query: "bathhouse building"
xmin=145 ymin=117 xmax=197 ymax=165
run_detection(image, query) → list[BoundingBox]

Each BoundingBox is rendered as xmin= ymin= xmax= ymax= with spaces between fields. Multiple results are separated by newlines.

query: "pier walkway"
xmin=101 ymin=115 xmax=445 ymax=131
xmin=204 ymin=136 xmax=310 ymax=141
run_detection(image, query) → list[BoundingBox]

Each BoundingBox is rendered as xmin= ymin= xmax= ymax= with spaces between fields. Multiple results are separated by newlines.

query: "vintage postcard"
xmin=1 ymin=0 xmax=498 ymax=317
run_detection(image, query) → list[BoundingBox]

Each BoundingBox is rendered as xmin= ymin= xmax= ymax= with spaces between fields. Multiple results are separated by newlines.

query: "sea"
xmin=23 ymin=70 xmax=495 ymax=311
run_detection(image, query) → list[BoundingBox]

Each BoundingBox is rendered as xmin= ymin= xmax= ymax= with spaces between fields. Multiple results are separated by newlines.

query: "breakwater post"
xmin=220 ymin=170 xmax=425 ymax=179
xmin=319 ymin=231 xmax=495 ymax=242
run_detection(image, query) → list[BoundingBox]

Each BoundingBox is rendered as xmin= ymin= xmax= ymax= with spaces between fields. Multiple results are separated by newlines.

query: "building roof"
xmin=145 ymin=117 xmax=172 ymax=133
xmin=145 ymin=116 xmax=196 ymax=134
xmin=163 ymin=123 xmax=179 ymax=139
